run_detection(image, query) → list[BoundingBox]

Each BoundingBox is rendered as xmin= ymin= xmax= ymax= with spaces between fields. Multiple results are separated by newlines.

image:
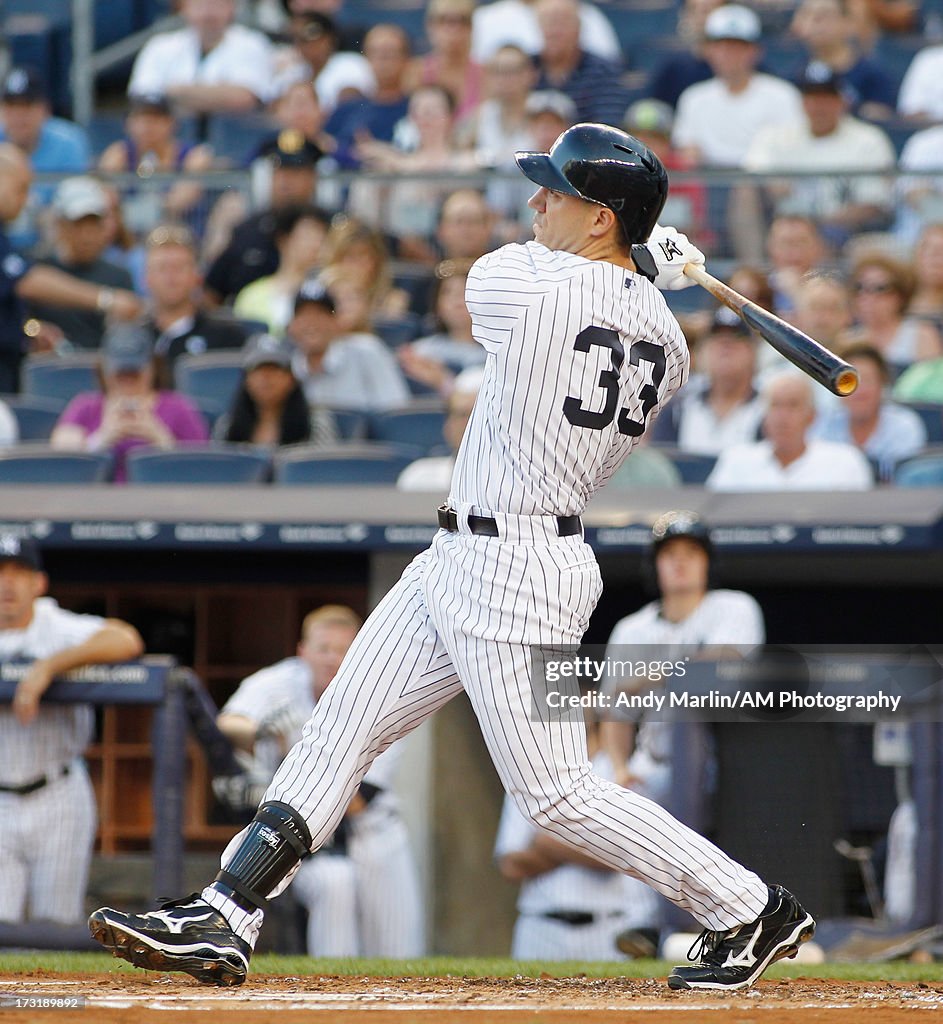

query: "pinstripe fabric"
xmin=218 ymin=657 xmax=423 ymax=956
xmin=0 ymin=599 xmax=105 ymax=924
xmin=209 ymin=241 xmax=770 ymax=946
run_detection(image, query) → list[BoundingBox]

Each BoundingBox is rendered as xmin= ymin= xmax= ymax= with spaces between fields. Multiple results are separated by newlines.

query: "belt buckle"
xmin=437 ymin=503 xmax=459 ymax=532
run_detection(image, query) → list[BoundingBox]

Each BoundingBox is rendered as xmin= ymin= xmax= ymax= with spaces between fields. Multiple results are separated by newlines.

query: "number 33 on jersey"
xmin=455 ymin=240 xmax=689 ymax=518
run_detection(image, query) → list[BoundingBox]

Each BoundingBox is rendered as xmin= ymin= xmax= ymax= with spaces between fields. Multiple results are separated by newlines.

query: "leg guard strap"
xmin=210 ymin=801 xmax=312 ymax=912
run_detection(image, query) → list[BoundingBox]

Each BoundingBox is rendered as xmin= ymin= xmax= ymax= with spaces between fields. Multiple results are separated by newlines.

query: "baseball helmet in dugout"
xmin=650 ymin=509 xmax=712 ymax=558
xmin=515 ymin=122 xmax=669 ymax=244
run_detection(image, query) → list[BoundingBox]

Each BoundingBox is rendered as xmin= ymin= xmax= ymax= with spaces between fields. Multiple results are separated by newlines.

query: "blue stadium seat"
xmin=369 ymin=402 xmax=446 ymax=454
xmin=327 ymin=409 xmax=369 ymax=440
xmin=174 ymin=353 xmax=245 ymax=413
xmin=21 ymin=354 xmax=100 ymax=409
xmin=893 ymin=448 xmax=943 ymax=487
xmin=901 ymin=401 xmax=943 ymax=444
xmin=0 ymin=447 xmax=111 ymax=484
xmin=373 ymin=314 xmax=423 ymax=348
xmin=125 ymin=445 xmax=271 ymax=485
xmin=657 ymin=447 xmax=718 ymax=484
xmin=274 ymin=442 xmax=421 ymax=485
xmin=0 ymin=395 xmax=63 ymax=442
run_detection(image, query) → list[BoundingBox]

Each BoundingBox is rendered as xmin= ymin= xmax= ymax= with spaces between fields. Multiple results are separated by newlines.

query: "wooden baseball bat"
xmin=683 ymin=263 xmax=859 ymax=397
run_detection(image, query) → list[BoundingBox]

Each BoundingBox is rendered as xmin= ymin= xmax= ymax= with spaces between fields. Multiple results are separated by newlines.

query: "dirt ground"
xmin=2 ymin=972 xmax=943 ymax=1022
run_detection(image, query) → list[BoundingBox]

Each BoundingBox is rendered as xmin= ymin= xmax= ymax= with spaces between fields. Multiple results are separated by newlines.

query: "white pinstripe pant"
xmin=252 ymin=523 xmax=769 ymax=933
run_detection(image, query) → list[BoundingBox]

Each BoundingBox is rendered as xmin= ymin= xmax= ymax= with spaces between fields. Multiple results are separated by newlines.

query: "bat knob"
xmin=834 ymin=368 xmax=859 ymax=397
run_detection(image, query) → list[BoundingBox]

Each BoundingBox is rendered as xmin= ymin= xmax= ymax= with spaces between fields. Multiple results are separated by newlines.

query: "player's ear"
xmin=33 ymin=571 xmax=49 ymax=599
xmin=591 ymin=205 xmax=618 ymax=241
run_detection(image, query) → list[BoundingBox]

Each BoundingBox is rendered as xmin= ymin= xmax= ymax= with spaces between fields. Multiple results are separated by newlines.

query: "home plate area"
xmin=2 ymin=974 xmax=943 ymax=1023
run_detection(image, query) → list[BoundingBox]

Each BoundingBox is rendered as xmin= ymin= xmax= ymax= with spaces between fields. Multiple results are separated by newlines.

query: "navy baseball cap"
xmin=258 ymin=129 xmax=323 ymax=170
xmin=242 ymin=333 xmax=295 ymax=371
xmin=294 ymin=277 xmax=336 ymax=314
xmin=0 ymin=534 xmax=43 ymax=572
xmin=103 ymin=322 xmax=153 ymax=372
xmin=1 ymin=67 xmax=47 ymax=103
xmin=129 ymin=91 xmax=173 ymax=115
xmin=650 ymin=511 xmax=712 ymax=556
xmin=796 ymin=60 xmax=844 ymax=95
xmin=708 ymin=305 xmax=752 ymax=337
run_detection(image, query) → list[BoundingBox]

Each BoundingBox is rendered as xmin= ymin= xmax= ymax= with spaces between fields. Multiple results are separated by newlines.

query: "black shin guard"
xmin=210 ymin=801 xmax=312 ymax=912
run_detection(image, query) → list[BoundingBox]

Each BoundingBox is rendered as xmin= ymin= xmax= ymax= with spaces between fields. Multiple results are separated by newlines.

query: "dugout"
xmin=1 ymin=485 xmax=941 ymax=953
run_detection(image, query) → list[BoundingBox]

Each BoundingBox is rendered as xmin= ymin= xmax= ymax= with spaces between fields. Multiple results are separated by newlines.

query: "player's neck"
xmin=659 ymin=590 xmax=705 ymax=623
xmin=577 ymin=238 xmax=634 ymax=269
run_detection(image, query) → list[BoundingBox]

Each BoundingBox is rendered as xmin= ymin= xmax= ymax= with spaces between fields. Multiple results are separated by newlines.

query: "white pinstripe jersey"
xmin=0 ymin=598 xmax=106 ymax=785
xmin=454 ymin=241 xmax=689 ymax=516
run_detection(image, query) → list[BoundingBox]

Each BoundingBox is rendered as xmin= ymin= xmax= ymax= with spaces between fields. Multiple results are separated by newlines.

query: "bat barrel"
xmin=740 ymin=304 xmax=858 ymax=397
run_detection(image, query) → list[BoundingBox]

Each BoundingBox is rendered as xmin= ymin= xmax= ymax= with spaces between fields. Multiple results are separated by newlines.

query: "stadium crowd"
xmin=0 ymin=0 xmax=941 ymax=487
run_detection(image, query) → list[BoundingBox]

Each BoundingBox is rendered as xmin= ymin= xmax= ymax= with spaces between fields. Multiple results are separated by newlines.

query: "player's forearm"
xmin=532 ymin=831 xmax=612 ymax=871
xmin=497 ymin=848 xmax=559 ymax=881
xmin=216 ymin=713 xmax=258 ymax=752
xmin=38 ymin=621 xmax=144 ymax=678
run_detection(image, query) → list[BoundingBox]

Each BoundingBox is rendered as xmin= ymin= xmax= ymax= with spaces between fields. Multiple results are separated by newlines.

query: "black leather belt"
xmin=0 ymin=764 xmax=71 ymax=796
xmin=437 ymin=504 xmax=582 ymax=538
xmin=542 ymin=910 xmax=620 ymax=927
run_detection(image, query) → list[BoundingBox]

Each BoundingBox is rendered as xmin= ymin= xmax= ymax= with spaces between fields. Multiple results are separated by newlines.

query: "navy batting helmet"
xmin=650 ymin=510 xmax=712 ymax=558
xmin=515 ymin=122 xmax=669 ymax=245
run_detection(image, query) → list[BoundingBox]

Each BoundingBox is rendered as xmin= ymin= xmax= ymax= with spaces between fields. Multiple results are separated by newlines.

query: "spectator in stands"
xmin=743 ymin=62 xmax=896 ymax=250
xmin=287 ymin=277 xmax=410 ymax=410
xmin=894 ymin=125 xmax=943 ymax=246
xmin=706 ymin=369 xmax=873 ymax=489
xmin=0 ymin=146 xmax=141 ymax=392
xmin=0 ymin=398 xmax=17 ymax=447
xmin=325 ymin=25 xmax=412 ymax=169
xmin=98 ymin=93 xmax=215 ymax=234
xmin=765 ymin=214 xmax=831 ymax=315
xmin=789 ymin=0 xmax=897 ymax=121
xmin=893 ymin=354 xmax=943 ymax=404
xmin=215 ymin=333 xmax=336 ymax=445
xmin=648 ymin=0 xmax=722 ymax=109
xmin=622 ymin=98 xmax=709 ymax=248
xmin=129 ymin=0 xmax=275 ymax=117
xmin=789 ymin=271 xmax=854 ymax=355
xmin=398 ymin=260 xmax=484 ymax=396
xmin=533 ymin=0 xmax=629 ymax=126
xmin=651 ymin=306 xmax=763 ymax=454
xmin=27 ymin=177 xmax=137 ymax=351
xmin=897 ymin=42 xmax=943 ymax=123
xmin=910 ymin=223 xmax=943 ymax=329
xmin=811 ymin=342 xmax=926 ymax=477
xmin=50 ymin=322 xmax=209 ymax=482
xmin=257 ymin=82 xmax=334 ymax=165
xmin=233 ymin=205 xmax=332 ymax=334
xmin=839 ymin=252 xmax=942 ymax=372
xmin=140 ymin=225 xmax=249 ymax=387
xmin=673 ymin=4 xmax=804 ymax=168
xmin=461 ymin=45 xmax=537 ymax=168
xmin=397 ymin=366 xmax=483 ymax=491
xmin=203 ymin=131 xmax=323 ymax=304
xmin=320 ymin=217 xmax=410 ymax=324
xmin=0 ymin=534 xmax=144 ymax=926
xmin=353 ymin=85 xmax=479 ymax=241
xmin=273 ymin=11 xmax=374 ymax=115
xmin=0 ymin=67 xmax=90 ymax=251
xmin=850 ymin=0 xmax=920 ymax=48
xmin=472 ymin=0 xmax=621 ymax=64
xmin=404 ymin=0 xmax=483 ymax=121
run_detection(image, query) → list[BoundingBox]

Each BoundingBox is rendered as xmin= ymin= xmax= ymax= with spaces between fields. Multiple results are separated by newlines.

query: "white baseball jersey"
xmin=219 ymin=657 xmax=423 ymax=956
xmin=205 ymin=240 xmax=772 ymax=950
xmin=0 ymin=597 xmax=105 ymax=924
xmin=494 ymin=751 xmax=659 ymax=960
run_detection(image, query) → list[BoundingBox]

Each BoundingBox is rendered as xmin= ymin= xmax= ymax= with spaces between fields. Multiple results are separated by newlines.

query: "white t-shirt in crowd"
xmin=706 ymin=438 xmax=873 ymax=490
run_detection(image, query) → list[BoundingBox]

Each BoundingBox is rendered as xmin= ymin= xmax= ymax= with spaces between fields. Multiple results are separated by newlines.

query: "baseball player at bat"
xmin=90 ymin=122 xmax=815 ymax=991
xmin=0 ymin=534 xmax=144 ymax=925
